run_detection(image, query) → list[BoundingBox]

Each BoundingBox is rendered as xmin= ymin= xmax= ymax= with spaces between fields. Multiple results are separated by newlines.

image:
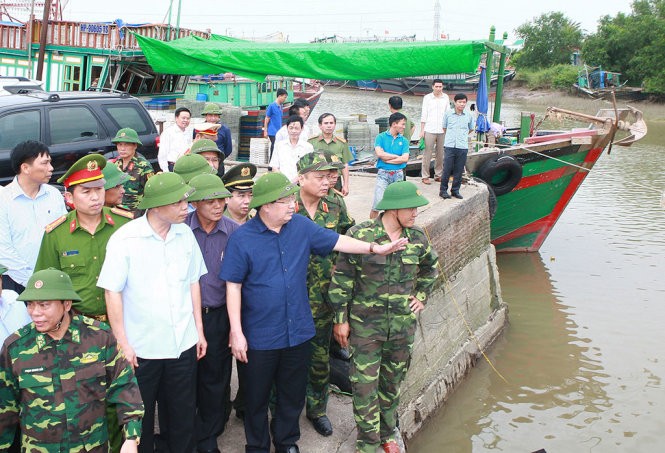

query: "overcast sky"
xmin=51 ymin=0 xmax=635 ymax=42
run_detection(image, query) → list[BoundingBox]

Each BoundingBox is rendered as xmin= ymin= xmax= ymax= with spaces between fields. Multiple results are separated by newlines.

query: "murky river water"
xmin=315 ymin=88 xmax=665 ymax=452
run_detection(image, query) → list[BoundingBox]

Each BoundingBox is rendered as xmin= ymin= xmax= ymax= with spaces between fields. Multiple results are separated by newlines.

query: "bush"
xmin=514 ymin=65 xmax=579 ymax=90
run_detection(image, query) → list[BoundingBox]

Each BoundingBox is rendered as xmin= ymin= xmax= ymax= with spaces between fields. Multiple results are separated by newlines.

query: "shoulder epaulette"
xmin=3 ymin=324 xmax=32 ymax=348
xmin=44 ymin=215 xmax=67 ymax=233
xmin=336 ymin=135 xmax=347 ymax=143
xmin=110 ymin=206 xmax=134 ymax=219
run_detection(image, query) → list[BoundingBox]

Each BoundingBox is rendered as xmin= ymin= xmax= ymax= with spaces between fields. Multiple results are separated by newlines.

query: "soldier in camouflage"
xmin=294 ymin=152 xmax=355 ymax=437
xmin=0 ymin=268 xmax=144 ymax=452
xmin=108 ymin=128 xmax=154 ymax=213
xmin=329 ymin=181 xmax=439 ymax=453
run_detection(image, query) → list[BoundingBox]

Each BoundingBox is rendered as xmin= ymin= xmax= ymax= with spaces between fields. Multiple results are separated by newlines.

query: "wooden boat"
xmin=573 ymin=65 xmax=646 ymax=101
xmin=375 ymin=78 xmax=409 ymax=94
xmin=350 ymin=106 xmax=647 ymax=252
xmin=401 ymin=69 xmax=516 ymax=99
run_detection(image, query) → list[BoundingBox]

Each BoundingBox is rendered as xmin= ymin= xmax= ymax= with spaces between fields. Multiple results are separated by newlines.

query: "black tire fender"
xmin=477 ymin=155 xmax=523 ymax=196
xmin=471 ymin=177 xmax=498 ymax=220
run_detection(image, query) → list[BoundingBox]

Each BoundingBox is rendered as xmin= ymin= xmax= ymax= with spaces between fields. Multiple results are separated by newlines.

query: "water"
xmin=314 ymin=88 xmax=665 ymax=452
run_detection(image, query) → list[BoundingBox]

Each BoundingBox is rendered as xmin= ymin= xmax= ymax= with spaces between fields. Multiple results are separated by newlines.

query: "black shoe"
xmin=452 ymin=192 xmax=463 ymax=199
xmin=309 ymin=415 xmax=333 ymax=436
xmin=276 ymin=446 xmax=300 ymax=453
xmin=440 ymin=191 xmax=451 ymax=199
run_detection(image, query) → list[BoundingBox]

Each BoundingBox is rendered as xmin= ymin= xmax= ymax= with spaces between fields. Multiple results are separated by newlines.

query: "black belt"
xmin=202 ymin=306 xmax=223 ymax=314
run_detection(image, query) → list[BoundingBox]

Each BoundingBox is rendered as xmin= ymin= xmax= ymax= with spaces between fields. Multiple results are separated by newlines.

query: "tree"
xmin=512 ymin=12 xmax=583 ymax=69
xmin=582 ymin=0 xmax=665 ymax=93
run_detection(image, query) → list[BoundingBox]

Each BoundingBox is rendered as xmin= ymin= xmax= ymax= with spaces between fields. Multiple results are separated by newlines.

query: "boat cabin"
xmin=0 ymin=19 xmax=209 ymax=97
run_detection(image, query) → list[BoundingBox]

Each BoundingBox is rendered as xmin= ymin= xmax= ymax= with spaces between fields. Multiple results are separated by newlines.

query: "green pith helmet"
xmin=17 ymin=268 xmax=82 ymax=302
xmin=188 ymin=174 xmax=232 ymax=201
xmin=296 ymin=152 xmax=337 ymax=175
xmin=249 ymin=172 xmax=300 ymax=209
xmin=190 ymin=139 xmax=223 ymax=158
xmin=137 ymin=172 xmax=195 ymax=209
xmin=375 ymin=181 xmax=429 ymax=211
xmin=57 ymin=153 xmax=106 ymax=189
xmin=173 ymin=153 xmax=215 ymax=183
xmin=0 ymin=263 xmax=7 ymax=275
xmin=112 ymin=127 xmax=143 ymax=145
xmin=201 ymin=102 xmax=223 ymax=116
xmin=222 ymin=163 xmax=257 ymax=191
xmin=102 ymin=161 xmax=130 ymax=189
xmin=322 ymin=150 xmax=345 ymax=170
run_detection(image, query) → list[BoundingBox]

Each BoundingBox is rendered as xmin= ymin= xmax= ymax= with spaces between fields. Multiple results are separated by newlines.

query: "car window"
xmin=0 ymin=109 xmax=41 ymax=150
xmin=103 ymin=104 xmax=152 ymax=135
xmin=48 ymin=106 xmax=100 ymax=145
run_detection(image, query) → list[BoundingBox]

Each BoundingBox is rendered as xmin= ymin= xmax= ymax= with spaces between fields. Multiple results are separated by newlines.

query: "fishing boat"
xmin=134 ymin=30 xmax=647 ymax=253
xmin=401 ymin=69 xmax=516 ymax=100
xmin=573 ymin=65 xmax=646 ymax=101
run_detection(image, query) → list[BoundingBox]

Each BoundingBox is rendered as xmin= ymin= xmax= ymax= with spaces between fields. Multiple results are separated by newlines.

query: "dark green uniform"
xmin=35 ymin=207 xmax=132 ymax=317
xmin=295 ymin=192 xmax=355 ymax=419
xmin=308 ymin=134 xmax=354 ymax=164
xmin=110 ymin=154 xmax=154 ymax=211
xmin=0 ymin=315 xmax=143 ymax=451
xmin=328 ymin=217 xmax=438 ymax=453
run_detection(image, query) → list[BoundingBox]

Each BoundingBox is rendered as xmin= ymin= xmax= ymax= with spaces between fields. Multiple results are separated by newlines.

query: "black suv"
xmin=0 ymin=91 xmax=159 ymax=185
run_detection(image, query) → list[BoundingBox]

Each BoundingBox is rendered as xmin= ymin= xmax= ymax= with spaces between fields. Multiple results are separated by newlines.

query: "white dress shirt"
xmin=420 ymin=92 xmax=451 ymax=134
xmin=97 ymin=215 xmax=207 ymax=359
xmin=0 ymin=290 xmax=31 ymax=344
xmin=274 ymin=124 xmax=314 ymax=145
xmin=0 ymin=178 xmax=66 ymax=285
xmin=269 ymin=140 xmax=314 ymax=182
xmin=158 ymin=124 xmax=193 ymax=171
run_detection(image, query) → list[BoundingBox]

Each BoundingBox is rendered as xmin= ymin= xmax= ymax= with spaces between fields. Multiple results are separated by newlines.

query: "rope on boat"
xmin=421 ymin=227 xmax=510 ymax=385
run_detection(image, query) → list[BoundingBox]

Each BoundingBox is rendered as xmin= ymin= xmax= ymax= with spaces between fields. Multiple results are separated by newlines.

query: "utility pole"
xmin=433 ymin=0 xmax=440 ymax=41
xmin=35 ymin=0 xmax=52 ymax=81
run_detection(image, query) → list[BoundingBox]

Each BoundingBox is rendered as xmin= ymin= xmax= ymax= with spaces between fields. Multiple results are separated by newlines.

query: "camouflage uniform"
xmin=109 ymin=155 xmax=154 ymax=211
xmin=328 ymin=217 xmax=438 ymax=453
xmin=0 ymin=315 xmax=144 ymax=451
xmin=34 ymin=208 xmax=132 ymax=318
xmin=295 ymin=192 xmax=355 ymax=419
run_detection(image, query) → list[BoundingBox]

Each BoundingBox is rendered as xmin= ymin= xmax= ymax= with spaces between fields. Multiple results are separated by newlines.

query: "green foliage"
xmin=582 ymin=0 xmax=665 ymax=94
xmin=516 ymin=65 xmax=579 ymax=90
xmin=513 ymin=12 xmax=583 ymax=69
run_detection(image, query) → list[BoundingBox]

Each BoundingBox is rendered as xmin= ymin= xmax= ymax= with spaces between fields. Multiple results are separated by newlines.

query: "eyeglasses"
xmin=274 ymin=195 xmax=296 ymax=205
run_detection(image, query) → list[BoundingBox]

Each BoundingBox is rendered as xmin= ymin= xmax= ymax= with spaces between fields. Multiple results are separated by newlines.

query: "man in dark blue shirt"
xmin=186 ymin=173 xmax=239 ymax=453
xmin=220 ymin=172 xmax=407 ymax=453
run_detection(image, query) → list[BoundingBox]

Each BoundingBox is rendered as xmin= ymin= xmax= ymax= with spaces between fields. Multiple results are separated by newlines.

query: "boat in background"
xmin=402 ymin=69 xmax=516 ymax=100
xmin=573 ymin=65 xmax=646 ymax=101
xmin=351 ymin=105 xmax=646 ymax=252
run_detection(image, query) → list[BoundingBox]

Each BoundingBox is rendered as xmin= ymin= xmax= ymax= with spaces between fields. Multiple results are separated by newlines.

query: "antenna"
xmin=0 ymin=0 xmax=67 ymax=22
xmin=433 ymin=0 xmax=441 ymax=41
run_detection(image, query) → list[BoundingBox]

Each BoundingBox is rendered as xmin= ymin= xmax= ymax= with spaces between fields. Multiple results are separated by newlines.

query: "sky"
xmin=20 ymin=0 xmax=636 ymax=43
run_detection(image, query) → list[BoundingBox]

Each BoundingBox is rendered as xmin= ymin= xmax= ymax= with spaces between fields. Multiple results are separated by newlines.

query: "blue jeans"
xmin=441 ymin=147 xmax=468 ymax=194
xmin=373 ymin=169 xmax=404 ymax=209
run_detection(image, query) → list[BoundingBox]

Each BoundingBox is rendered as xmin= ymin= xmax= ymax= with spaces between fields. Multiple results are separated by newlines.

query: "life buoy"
xmin=470 ymin=177 xmax=498 ymax=220
xmin=477 ymin=155 xmax=522 ymax=196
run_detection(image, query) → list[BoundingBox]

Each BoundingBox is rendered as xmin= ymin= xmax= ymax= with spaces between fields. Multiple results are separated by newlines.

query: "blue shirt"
xmin=266 ymin=101 xmax=283 ymax=136
xmin=443 ymin=110 xmax=474 ymax=149
xmin=216 ymin=124 xmax=233 ymax=157
xmin=186 ymin=211 xmax=239 ymax=309
xmin=220 ymin=214 xmax=339 ymax=350
xmin=374 ymin=130 xmax=409 ymax=170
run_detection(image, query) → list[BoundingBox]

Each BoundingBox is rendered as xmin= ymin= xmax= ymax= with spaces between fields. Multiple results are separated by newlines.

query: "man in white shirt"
xmin=158 ymin=107 xmax=193 ymax=172
xmin=275 ymin=100 xmax=313 ymax=145
xmin=98 ymin=172 xmax=207 ymax=453
xmin=419 ymin=79 xmax=450 ymax=185
xmin=0 ymin=263 xmax=30 ymax=345
xmin=269 ymin=116 xmax=314 ymax=183
xmin=0 ymin=141 xmax=66 ymax=293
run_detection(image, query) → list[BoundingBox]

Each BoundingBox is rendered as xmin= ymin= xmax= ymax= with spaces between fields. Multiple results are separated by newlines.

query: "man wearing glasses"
xmin=220 ymin=172 xmax=408 ymax=453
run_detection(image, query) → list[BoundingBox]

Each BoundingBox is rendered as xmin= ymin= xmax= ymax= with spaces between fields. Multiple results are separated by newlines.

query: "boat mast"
xmin=493 ymin=32 xmax=508 ymax=123
xmin=433 ymin=0 xmax=441 ymax=41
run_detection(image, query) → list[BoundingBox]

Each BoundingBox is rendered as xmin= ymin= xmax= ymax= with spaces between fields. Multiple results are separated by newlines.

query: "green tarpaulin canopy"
xmin=135 ymin=33 xmax=487 ymax=81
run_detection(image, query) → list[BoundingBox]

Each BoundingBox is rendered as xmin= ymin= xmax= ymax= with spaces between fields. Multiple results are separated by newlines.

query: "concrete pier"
xmin=215 ymin=174 xmax=508 ymax=452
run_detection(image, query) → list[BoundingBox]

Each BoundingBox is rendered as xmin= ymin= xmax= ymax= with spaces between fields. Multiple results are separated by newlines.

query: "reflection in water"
xmin=409 ymin=253 xmax=610 ymax=452
xmin=313 ymin=90 xmax=665 ymax=451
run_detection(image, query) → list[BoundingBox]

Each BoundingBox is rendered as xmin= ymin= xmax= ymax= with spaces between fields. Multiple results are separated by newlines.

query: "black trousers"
xmin=135 ymin=345 xmax=197 ymax=453
xmin=244 ymin=341 xmax=311 ymax=453
xmin=196 ymin=307 xmax=233 ymax=450
xmin=268 ymin=135 xmax=276 ymax=160
xmin=1 ymin=274 xmax=24 ymax=293
xmin=441 ymin=146 xmax=468 ymax=194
